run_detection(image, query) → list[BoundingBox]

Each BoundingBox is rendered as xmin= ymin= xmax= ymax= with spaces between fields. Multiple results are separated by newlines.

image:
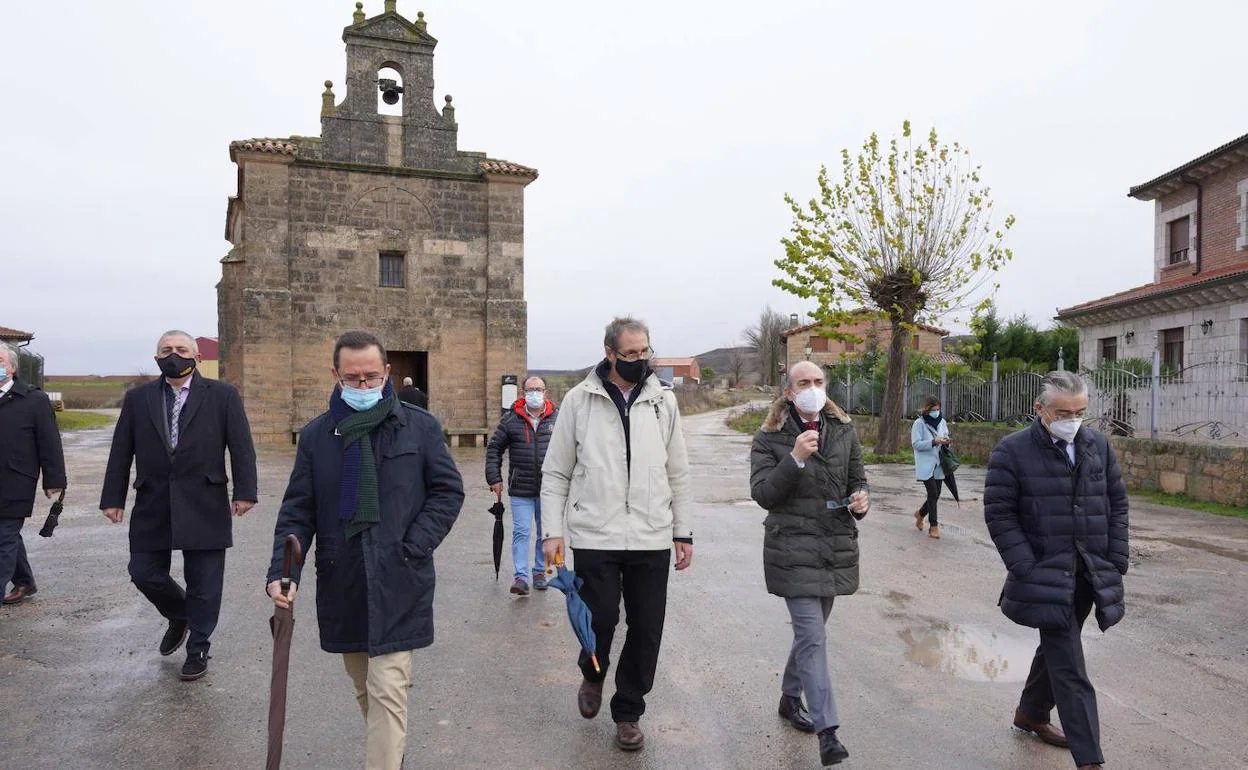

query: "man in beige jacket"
xmin=542 ymin=317 xmax=693 ymax=753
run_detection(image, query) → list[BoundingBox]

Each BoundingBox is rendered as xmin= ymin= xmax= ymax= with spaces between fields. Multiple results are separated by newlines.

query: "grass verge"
xmin=56 ymin=410 xmax=114 ymax=431
xmin=727 ymin=407 xmax=766 ymax=434
xmin=1129 ymin=488 xmax=1248 ymax=519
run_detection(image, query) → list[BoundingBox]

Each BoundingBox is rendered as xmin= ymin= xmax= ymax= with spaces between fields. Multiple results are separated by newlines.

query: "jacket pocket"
xmin=206 ymin=473 xmax=229 ymax=486
xmin=7 ymin=460 xmax=37 ymax=479
xmin=646 ymin=465 xmax=673 ymax=528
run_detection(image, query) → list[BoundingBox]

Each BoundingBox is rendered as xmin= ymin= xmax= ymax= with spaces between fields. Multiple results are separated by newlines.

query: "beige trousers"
xmin=342 ymin=651 xmax=414 ymax=770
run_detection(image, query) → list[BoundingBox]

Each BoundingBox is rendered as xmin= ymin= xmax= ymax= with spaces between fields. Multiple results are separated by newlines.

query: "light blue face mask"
xmin=929 ymin=410 xmax=941 ymax=419
xmin=0 ymin=366 xmax=7 ymax=380
xmin=341 ymin=383 xmax=385 ymax=411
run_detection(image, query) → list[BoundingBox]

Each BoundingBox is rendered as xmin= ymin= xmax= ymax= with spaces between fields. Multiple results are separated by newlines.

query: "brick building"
xmin=1058 ymin=132 xmax=1248 ymax=368
xmin=781 ymin=311 xmax=956 ymax=371
xmin=195 ymin=336 xmax=219 ymax=380
xmin=651 ymin=357 xmax=702 ymax=385
xmin=220 ymin=2 xmax=536 ymax=444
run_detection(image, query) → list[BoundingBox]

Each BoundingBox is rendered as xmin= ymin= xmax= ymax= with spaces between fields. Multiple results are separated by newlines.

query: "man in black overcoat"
xmin=0 ymin=341 xmax=66 ymax=605
xmin=100 ymin=330 xmax=257 ymax=681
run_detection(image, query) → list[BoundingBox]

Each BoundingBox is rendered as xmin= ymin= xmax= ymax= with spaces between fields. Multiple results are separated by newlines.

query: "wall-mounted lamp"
xmin=803 ymin=346 xmax=813 ymax=358
xmin=1200 ymin=319 xmax=1214 ymax=335
xmin=1124 ymin=331 xmax=1135 ymax=344
xmin=789 ymin=313 xmax=800 ymax=327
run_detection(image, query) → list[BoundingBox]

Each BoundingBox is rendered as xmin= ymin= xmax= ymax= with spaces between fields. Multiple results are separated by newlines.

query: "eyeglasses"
xmin=340 ymin=375 xmax=387 ymax=389
xmin=612 ymin=348 xmax=654 ymax=363
xmin=524 ymin=388 xmax=546 ymax=394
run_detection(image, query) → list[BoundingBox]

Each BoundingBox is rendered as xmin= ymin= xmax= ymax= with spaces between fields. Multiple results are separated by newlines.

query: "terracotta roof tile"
xmin=1057 ymin=264 xmax=1248 ymax=317
xmin=933 ymin=351 xmax=965 ymax=365
xmin=0 ymin=325 xmax=33 ymax=341
xmin=480 ymin=159 xmax=538 ymax=178
xmin=229 ymin=137 xmax=299 ymax=157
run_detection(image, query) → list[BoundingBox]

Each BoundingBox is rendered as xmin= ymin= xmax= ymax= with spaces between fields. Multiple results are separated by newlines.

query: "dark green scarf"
xmin=335 ymin=394 xmax=394 ymax=540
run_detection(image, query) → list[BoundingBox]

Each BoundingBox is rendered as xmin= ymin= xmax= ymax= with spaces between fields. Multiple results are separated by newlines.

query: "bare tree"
xmin=776 ymin=122 xmax=1013 ymax=452
xmin=727 ymin=346 xmax=750 ymax=387
xmin=744 ymin=306 xmax=789 ymax=387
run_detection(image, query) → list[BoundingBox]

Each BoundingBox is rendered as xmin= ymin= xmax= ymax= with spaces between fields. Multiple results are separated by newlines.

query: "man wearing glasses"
xmin=541 ymin=317 xmax=693 ymax=753
xmin=265 ymin=330 xmax=464 ymax=769
xmin=984 ymin=371 xmax=1129 ymax=770
xmin=486 ymin=376 xmax=558 ymax=595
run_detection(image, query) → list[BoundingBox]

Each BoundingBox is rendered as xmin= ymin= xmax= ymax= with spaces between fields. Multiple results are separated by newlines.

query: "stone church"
xmin=219 ymin=1 xmax=535 ymax=445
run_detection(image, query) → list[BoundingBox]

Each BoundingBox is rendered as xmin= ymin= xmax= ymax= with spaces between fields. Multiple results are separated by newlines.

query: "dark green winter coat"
xmin=750 ymin=396 xmax=868 ymax=598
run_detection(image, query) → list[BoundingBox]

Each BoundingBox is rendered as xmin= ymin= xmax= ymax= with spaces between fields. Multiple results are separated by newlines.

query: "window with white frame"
xmin=1168 ymin=217 xmax=1191 ymax=265
xmin=1237 ymin=179 xmax=1248 ymax=250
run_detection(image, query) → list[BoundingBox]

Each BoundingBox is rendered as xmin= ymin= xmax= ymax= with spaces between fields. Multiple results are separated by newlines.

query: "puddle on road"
xmin=898 ymin=623 xmax=1034 ymax=683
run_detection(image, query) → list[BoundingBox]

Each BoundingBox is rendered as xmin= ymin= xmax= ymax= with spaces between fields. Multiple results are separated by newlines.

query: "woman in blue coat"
xmin=911 ymin=396 xmax=950 ymax=539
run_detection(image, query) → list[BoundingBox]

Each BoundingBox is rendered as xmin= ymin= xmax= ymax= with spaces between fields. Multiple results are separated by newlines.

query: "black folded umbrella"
xmin=942 ymin=474 xmax=961 ymax=504
xmin=489 ymin=494 xmax=506 ymax=580
xmin=38 ymin=490 xmax=66 ymax=538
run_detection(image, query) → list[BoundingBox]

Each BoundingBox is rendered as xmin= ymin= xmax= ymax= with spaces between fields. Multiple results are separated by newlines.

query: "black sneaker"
xmin=159 ymin=619 xmax=189 ymax=656
xmin=180 ymin=652 xmax=209 ymax=681
xmin=818 ymin=727 xmax=849 ymax=766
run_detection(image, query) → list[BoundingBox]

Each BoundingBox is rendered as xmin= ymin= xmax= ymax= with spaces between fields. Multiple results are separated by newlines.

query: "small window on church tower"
xmin=379 ymin=251 xmax=405 ymax=287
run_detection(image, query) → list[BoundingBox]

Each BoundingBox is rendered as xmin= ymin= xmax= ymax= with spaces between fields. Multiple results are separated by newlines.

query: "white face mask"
xmin=1047 ymin=417 xmax=1082 ymax=443
xmin=793 ymin=386 xmax=827 ymax=415
xmin=524 ymin=391 xmax=545 ymax=411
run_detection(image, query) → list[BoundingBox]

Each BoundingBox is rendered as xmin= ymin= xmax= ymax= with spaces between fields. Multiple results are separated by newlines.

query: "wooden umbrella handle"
xmin=280 ymin=534 xmax=304 ymax=595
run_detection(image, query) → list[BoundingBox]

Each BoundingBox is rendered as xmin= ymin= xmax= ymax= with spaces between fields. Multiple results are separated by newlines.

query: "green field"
xmin=45 ymin=378 xmax=132 ymax=409
xmin=55 ymin=410 xmax=115 ymax=431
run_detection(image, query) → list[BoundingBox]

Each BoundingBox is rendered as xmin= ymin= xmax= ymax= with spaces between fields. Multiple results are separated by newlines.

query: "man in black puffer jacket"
xmin=486 ymin=376 xmax=558 ymax=595
xmin=984 ymin=371 xmax=1128 ymax=770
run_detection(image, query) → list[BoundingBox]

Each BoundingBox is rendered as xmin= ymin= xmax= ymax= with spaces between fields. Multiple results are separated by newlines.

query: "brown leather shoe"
xmin=1013 ymin=708 xmax=1068 ymax=748
xmin=928 ymin=525 xmax=941 ymax=539
xmin=2 ymin=583 xmax=37 ymax=605
xmin=615 ymin=721 xmax=644 ymax=751
xmin=578 ymin=678 xmax=603 ymax=719
xmin=914 ymin=507 xmax=925 ymax=531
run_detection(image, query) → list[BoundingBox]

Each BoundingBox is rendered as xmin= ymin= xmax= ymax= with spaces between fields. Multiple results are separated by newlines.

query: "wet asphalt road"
xmin=1 ymin=407 xmax=1246 ymax=769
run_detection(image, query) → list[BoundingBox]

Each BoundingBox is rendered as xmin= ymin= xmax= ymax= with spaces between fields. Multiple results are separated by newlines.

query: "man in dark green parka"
xmin=750 ymin=361 xmax=869 ymax=767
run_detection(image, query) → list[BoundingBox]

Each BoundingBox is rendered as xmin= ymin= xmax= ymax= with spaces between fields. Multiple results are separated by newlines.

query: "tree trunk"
xmin=876 ymin=319 xmax=909 ymax=454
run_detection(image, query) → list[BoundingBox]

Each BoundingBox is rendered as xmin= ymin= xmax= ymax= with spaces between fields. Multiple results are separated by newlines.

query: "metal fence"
xmin=826 ymin=351 xmax=1248 ymax=444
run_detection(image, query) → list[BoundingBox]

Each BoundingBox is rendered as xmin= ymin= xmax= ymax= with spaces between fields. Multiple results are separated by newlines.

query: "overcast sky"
xmin=4 ymin=0 xmax=1246 ymax=374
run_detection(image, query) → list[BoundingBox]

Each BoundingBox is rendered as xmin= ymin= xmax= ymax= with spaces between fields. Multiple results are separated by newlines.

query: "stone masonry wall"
xmin=225 ymin=156 xmax=527 ymax=444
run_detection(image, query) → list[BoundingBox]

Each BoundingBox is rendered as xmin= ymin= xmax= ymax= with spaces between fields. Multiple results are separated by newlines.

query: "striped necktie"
xmin=170 ymin=390 xmax=185 ymax=448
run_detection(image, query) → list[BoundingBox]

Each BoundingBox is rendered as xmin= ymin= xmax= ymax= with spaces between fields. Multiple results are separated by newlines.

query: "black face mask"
xmin=157 ymin=353 xmax=197 ymax=379
xmin=614 ymin=358 xmax=648 ymax=385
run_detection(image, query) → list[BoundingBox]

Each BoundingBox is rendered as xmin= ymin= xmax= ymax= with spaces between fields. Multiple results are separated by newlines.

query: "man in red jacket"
xmin=486 ymin=376 xmax=557 ymax=595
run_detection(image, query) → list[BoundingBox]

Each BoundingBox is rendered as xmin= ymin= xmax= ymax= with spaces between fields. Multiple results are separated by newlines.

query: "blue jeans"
xmin=510 ymin=497 xmax=544 ymax=581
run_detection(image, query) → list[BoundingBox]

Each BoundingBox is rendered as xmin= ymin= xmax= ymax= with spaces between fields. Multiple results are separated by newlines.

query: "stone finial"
xmin=442 ymin=94 xmax=455 ymax=123
xmin=384 ymin=0 xmax=396 ymax=13
xmin=353 ymin=2 xmax=365 ymax=24
xmin=321 ymin=81 xmax=336 ymax=117
xmin=415 ymin=11 xmax=427 ymax=30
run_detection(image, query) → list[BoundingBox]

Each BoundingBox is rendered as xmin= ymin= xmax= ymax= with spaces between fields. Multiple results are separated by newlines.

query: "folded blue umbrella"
xmin=546 ymin=563 xmax=600 ymax=673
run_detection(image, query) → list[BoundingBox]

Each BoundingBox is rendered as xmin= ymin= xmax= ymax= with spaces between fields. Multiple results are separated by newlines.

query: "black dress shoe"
xmin=818 ymin=727 xmax=849 ymax=766
xmin=160 ymin=619 xmax=189 ymax=656
xmin=180 ymin=652 xmax=209 ymax=681
xmin=778 ymin=694 xmax=815 ymax=732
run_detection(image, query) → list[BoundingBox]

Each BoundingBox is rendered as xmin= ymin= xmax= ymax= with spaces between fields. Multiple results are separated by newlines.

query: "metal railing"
xmin=824 ymin=350 xmax=1248 ymax=444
